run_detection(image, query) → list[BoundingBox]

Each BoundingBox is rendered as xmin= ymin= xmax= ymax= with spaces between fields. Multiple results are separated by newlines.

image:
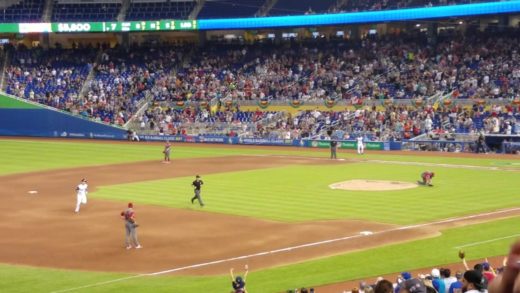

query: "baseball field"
xmin=1 ymin=138 xmax=519 ymax=293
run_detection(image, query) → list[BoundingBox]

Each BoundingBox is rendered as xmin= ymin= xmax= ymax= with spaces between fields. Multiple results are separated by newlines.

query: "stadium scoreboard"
xmin=0 ymin=20 xmax=198 ymax=34
xmin=56 ymin=20 xmax=197 ymax=33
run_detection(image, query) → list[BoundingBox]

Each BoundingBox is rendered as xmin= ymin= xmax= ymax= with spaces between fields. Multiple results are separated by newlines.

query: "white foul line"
xmin=248 ymin=154 xmax=520 ymax=172
xmin=51 ymin=207 xmax=520 ymax=293
xmin=454 ymin=234 xmax=520 ymax=249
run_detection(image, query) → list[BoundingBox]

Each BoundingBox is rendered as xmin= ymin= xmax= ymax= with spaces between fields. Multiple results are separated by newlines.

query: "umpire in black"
xmin=191 ymin=175 xmax=204 ymax=207
xmin=330 ymin=138 xmax=338 ymax=159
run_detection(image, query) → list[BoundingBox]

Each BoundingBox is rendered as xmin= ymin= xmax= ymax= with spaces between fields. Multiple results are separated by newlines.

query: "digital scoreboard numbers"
xmin=54 ymin=20 xmax=197 ymax=33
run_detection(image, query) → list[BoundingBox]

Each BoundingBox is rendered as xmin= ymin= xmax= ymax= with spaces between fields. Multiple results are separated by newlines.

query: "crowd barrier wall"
xmin=0 ymin=109 xmax=127 ymax=139
xmin=138 ymin=135 xmax=403 ymax=150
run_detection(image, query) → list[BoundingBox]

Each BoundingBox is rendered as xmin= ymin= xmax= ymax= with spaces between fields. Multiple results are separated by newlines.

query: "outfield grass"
xmin=0 ymin=140 xmax=269 ymax=175
xmin=1 ymin=216 xmax=518 ymax=293
xmin=1 ymin=139 xmax=519 ymax=176
xmin=92 ymin=162 xmax=520 ymax=224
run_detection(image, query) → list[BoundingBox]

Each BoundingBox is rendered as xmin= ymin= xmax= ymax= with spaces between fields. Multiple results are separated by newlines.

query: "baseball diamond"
xmin=2 ymin=1 xmax=520 ymax=292
xmin=0 ymin=139 xmax=520 ymax=292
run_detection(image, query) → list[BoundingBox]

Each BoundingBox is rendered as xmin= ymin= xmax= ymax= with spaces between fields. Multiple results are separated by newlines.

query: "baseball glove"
xmin=120 ymin=211 xmax=125 ymax=216
xmin=133 ymin=223 xmax=139 ymax=228
xmin=458 ymin=250 xmax=465 ymax=259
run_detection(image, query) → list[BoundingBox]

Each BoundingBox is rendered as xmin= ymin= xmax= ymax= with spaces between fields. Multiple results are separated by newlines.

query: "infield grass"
xmin=0 ymin=216 xmax=518 ymax=293
xmin=92 ymin=162 xmax=520 ymax=224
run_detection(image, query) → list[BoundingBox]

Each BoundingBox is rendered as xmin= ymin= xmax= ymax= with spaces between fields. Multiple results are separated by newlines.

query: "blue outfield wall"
xmin=0 ymin=109 xmax=127 ymax=139
xmin=139 ymin=134 xmax=404 ymax=150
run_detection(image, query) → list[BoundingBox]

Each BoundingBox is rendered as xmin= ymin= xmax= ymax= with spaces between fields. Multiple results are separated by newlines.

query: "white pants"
xmin=75 ymin=193 xmax=87 ymax=212
xmin=357 ymin=143 xmax=364 ymax=154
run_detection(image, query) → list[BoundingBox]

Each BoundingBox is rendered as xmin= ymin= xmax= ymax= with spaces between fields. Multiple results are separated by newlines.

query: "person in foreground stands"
xmin=399 ymin=278 xmax=427 ymax=293
xmin=460 ymin=251 xmax=489 ymax=290
xmin=442 ymin=268 xmax=458 ymax=293
xmin=375 ymin=279 xmax=395 ymax=293
xmin=482 ymin=261 xmax=497 ymax=283
xmin=462 ymin=270 xmax=486 ymax=293
xmin=432 ymin=268 xmax=446 ymax=293
xmin=230 ymin=265 xmax=248 ymax=293
xmin=448 ymin=271 xmax=463 ymax=293
xmin=489 ymin=239 xmax=520 ymax=293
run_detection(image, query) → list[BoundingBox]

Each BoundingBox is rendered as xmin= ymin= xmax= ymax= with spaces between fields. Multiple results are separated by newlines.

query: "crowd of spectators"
xmin=3 ymin=27 xmax=520 ymax=137
xmin=5 ymin=45 xmax=96 ymax=111
xmin=291 ymin=248 xmax=514 ymax=293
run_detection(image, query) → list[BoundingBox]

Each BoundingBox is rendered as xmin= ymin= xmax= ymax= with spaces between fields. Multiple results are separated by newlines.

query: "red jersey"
xmin=422 ymin=172 xmax=434 ymax=179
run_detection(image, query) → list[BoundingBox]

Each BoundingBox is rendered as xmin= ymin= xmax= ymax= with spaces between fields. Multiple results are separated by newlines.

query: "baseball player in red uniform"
xmin=121 ymin=202 xmax=142 ymax=249
xmin=419 ymin=171 xmax=435 ymax=186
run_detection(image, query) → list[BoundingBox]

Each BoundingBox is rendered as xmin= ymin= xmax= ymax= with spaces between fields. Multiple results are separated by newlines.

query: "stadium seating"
xmin=198 ymin=0 xmax=264 ymax=19
xmin=4 ymin=26 xmax=519 ymax=134
xmin=52 ymin=2 xmax=121 ymax=22
xmin=126 ymin=0 xmax=196 ymax=20
xmin=269 ymin=0 xmax=336 ymax=16
xmin=5 ymin=47 xmax=96 ymax=110
xmin=0 ymin=0 xmax=43 ymax=22
xmin=335 ymin=0 xmax=504 ymax=13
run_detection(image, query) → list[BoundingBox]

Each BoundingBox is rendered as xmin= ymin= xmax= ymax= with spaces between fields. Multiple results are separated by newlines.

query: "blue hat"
xmin=402 ymin=272 xmax=412 ymax=280
xmin=235 ymin=276 xmax=244 ymax=285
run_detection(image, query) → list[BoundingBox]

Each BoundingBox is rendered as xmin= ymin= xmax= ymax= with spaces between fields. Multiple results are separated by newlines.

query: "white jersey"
xmin=76 ymin=183 xmax=88 ymax=195
xmin=356 ymin=137 xmax=364 ymax=144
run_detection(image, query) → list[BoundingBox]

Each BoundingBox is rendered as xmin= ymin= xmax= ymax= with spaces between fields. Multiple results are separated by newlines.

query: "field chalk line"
xmin=249 ymin=154 xmax=519 ymax=172
xmin=51 ymin=207 xmax=520 ymax=293
xmin=454 ymin=233 xmax=520 ymax=249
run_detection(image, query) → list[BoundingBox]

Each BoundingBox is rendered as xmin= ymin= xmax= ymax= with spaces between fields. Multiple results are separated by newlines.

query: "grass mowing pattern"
xmin=1 ymin=217 xmax=518 ymax=293
xmin=0 ymin=140 xmax=284 ymax=175
xmin=1 ymin=139 xmax=520 ymax=177
xmin=92 ymin=163 xmax=520 ymax=224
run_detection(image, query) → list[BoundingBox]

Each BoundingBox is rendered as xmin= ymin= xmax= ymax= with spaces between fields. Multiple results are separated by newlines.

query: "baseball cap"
xmin=402 ymin=272 xmax=412 ymax=280
xmin=401 ymin=278 xmax=426 ymax=293
xmin=431 ymin=269 xmax=440 ymax=278
xmin=128 ymin=202 xmax=134 ymax=208
xmin=482 ymin=262 xmax=490 ymax=270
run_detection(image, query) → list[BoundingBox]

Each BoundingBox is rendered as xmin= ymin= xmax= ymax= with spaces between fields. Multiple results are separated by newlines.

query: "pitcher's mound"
xmin=329 ymin=180 xmax=418 ymax=191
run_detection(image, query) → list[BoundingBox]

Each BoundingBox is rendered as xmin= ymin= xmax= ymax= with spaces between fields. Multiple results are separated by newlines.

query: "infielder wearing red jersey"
xmin=420 ymin=171 xmax=435 ymax=186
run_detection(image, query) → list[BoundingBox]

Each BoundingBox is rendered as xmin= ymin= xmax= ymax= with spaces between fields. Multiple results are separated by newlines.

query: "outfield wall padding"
xmin=0 ymin=109 xmax=127 ymax=139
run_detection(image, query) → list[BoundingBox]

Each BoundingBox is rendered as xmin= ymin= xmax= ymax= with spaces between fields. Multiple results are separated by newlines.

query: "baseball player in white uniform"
xmin=75 ymin=179 xmax=88 ymax=213
xmin=356 ymin=136 xmax=365 ymax=154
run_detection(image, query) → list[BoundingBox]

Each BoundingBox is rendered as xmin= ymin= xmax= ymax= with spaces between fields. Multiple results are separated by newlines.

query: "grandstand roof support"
xmin=256 ymin=0 xmax=277 ymax=17
xmin=42 ymin=0 xmax=54 ymax=22
xmin=117 ymin=0 xmax=130 ymax=22
xmin=427 ymin=23 xmax=438 ymax=45
xmin=189 ymin=0 xmax=206 ymax=20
